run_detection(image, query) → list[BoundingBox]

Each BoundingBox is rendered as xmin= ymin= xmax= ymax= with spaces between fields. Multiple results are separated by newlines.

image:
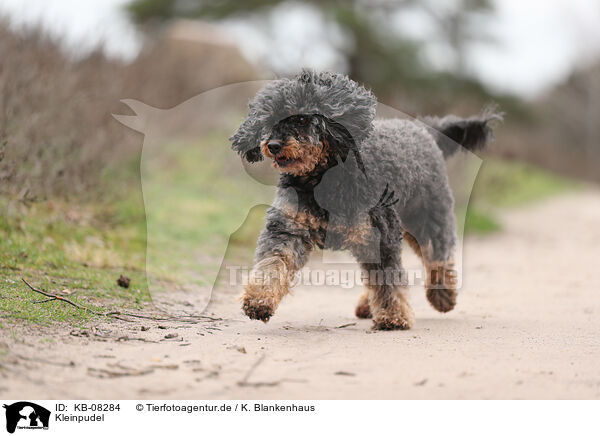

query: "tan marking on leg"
xmin=403 ymin=231 xmax=423 ymax=259
xmin=401 ymin=232 xmax=457 ymax=312
xmin=355 ymin=289 xmax=372 ymax=319
xmin=369 ymin=285 xmax=414 ymax=330
xmin=425 ymin=259 xmax=457 ymax=313
xmin=241 ymin=256 xmax=294 ymax=322
xmin=362 ymin=277 xmax=414 ymax=330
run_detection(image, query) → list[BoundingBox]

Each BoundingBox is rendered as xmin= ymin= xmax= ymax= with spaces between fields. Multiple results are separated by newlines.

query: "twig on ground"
xmin=334 ymin=371 xmax=355 ymax=376
xmin=22 ymin=278 xmax=93 ymax=312
xmin=238 ymin=354 xmax=266 ymax=387
xmin=116 ymin=336 xmax=159 ymax=343
xmin=88 ymin=366 xmax=154 ymax=379
xmin=21 ymin=278 xmax=222 ymax=324
xmin=335 ymin=322 xmax=357 ymax=329
xmin=237 ymin=354 xmax=306 ymax=388
xmin=15 ymin=354 xmax=75 ymax=367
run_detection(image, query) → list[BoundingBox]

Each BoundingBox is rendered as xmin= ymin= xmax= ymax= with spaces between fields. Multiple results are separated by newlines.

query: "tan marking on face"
xmin=261 ymin=137 xmax=330 ymax=176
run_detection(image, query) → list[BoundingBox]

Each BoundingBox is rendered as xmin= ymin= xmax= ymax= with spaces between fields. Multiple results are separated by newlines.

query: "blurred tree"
xmin=127 ymin=0 xmax=496 ymax=96
xmin=126 ymin=0 xmax=532 ymax=120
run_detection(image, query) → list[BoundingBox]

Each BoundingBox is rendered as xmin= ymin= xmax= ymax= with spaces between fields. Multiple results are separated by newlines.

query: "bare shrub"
xmin=0 ymin=19 xmax=257 ymax=201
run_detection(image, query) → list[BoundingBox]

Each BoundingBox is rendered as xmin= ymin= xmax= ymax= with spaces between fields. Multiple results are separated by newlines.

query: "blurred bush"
xmin=494 ymin=63 xmax=600 ymax=184
xmin=0 ymin=21 xmax=129 ymax=200
xmin=0 ymin=18 xmax=257 ymax=201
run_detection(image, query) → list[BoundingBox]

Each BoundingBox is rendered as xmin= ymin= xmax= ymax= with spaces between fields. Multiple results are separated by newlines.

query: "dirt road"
xmin=2 ymin=190 xmax=600 ymax=399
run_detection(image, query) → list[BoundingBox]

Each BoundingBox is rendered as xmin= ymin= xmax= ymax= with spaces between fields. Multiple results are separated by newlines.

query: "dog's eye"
xmin=298 ymin=116 xmax=308 ymax=126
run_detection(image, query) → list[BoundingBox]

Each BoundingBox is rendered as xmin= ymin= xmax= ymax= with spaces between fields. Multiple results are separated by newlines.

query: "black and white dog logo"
xmin=3 ymin=402 xmax=50 ymax=434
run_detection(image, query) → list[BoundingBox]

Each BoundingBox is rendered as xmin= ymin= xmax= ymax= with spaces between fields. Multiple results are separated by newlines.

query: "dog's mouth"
xmin=275 ymin=156 xmax=296 ymax=167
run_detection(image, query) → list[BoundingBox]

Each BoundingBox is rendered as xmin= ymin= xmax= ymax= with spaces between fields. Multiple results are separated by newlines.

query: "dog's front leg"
xmin=242 ymin=209 xmax=313 ymax=322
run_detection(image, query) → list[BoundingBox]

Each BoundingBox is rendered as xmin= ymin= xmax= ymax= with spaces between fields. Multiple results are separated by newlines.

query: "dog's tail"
xmin=419 ymin=106 xmax=503 ymax=159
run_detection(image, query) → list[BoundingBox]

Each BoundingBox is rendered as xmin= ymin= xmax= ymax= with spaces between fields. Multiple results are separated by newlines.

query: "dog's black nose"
xmin=267 ymin=140 xmax=283 ymax=155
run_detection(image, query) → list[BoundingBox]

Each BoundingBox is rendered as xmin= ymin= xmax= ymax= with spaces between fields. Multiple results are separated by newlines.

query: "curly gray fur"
xmin=231 ymin=69 xmax=376 ymax=162
xmin=232 ymin=70 xmax=502 ymax=329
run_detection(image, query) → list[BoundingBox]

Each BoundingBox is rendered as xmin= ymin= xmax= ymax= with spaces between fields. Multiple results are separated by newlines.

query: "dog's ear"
xmin=318 ymin=115 xmax=365 ymax=173
xmin=230 ymin=114 xmax=264 ymax=163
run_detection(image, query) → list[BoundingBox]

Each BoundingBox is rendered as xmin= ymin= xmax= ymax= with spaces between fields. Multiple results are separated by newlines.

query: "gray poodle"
xmin=231 ymin=70 xmax=501 ymax=330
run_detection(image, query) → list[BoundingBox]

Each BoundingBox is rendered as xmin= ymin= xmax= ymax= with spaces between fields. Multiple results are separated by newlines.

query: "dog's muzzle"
xmin=267 ymin=140 xmax=283 ymax=155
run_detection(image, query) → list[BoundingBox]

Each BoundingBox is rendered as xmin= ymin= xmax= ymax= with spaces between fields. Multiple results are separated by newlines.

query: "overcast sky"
xmin=1 ymin=0 xmax=599 ymax=99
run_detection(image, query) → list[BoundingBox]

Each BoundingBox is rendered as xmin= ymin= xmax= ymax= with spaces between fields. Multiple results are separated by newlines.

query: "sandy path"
xmin=2 ymin=190 xmax=600 ymax=399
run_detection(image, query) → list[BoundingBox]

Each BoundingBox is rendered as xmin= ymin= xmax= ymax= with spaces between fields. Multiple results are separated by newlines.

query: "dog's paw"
xmin=355 ymin=291 xmax=372 ymax=319
xmin=426 ymin=264 xmax=457 ymax=313
xmin=372 ymin=313 xmax=413 ymax=330
xmin=426 ymin=288 xmax=457 ymax=313
xmin=372 ymin=305 xmax=414 ymax=330
xmin=242 ymin=297 xmax=275 ymax=322
xmin=355 ymin=303 xmax=372 ymax=319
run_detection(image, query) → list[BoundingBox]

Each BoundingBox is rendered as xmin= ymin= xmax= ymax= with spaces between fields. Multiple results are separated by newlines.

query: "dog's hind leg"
xmin=425 ymin=259 xmax=457 ymax=313
xmin=403 ymin=207 xmax=458 ymax=313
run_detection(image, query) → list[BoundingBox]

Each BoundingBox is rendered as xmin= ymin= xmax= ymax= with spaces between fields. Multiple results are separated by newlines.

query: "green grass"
xmin=462 ymin=207 xmax=502 ymax=234
xmin=138 ymin=136 xmax=274 ymax=289
xmin=0 ymin=196 xmax=151 ymax=325
xmin=463 ymin=158 xmax=577 ymax=234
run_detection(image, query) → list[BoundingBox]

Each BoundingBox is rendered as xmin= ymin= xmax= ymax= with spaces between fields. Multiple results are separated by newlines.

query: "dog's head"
xmin=230 ymin=70 xmax=376 ymax=176
xmin=260 ymin=113 xmax=362 ymax=176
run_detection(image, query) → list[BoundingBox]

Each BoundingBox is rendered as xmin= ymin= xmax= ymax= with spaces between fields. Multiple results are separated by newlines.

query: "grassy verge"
xmin=463 ymin=158 xmax=577 ymax=234
xmin=138 ymin=137 xmax=272 ymax=289
xmin=0 ymin=133 xmax=271 ymax=326
xmin=0 ymin=195 xmax=150 ymax=325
